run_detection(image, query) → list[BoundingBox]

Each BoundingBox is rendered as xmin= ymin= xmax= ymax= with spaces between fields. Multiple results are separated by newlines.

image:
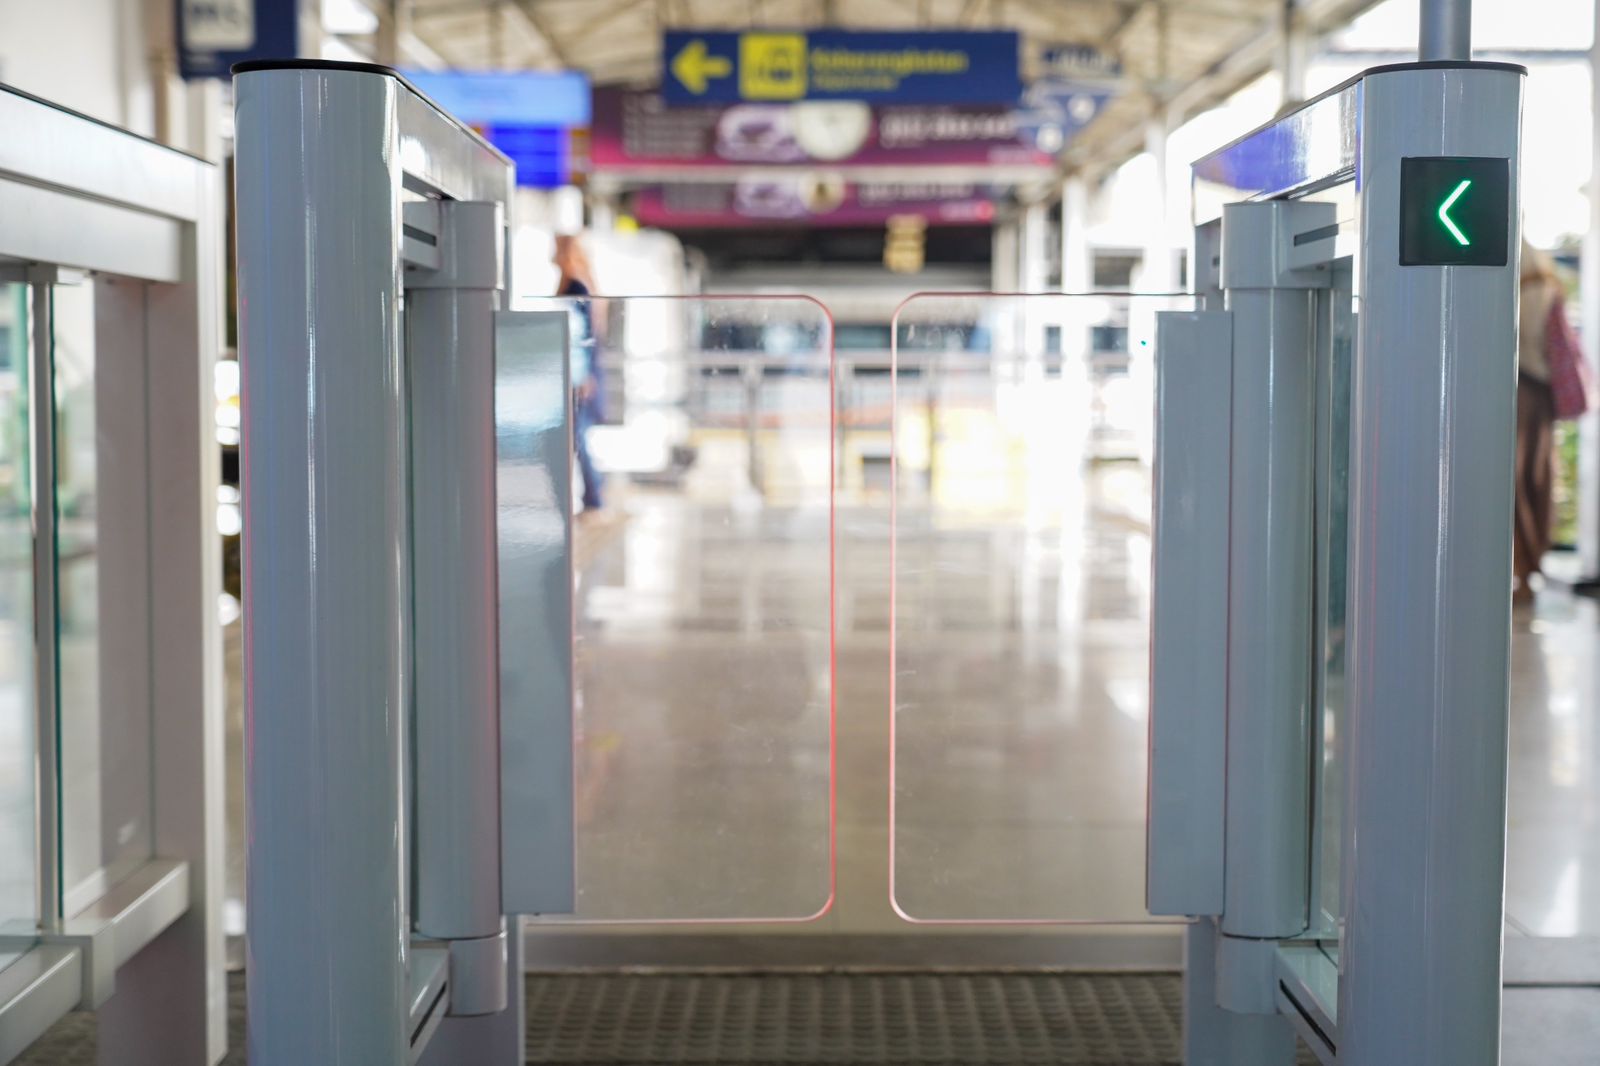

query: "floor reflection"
xmin=1506 ymin=589 xmax=1600 ymax=937
xmin=214 ymin=470 xmax=1600 ymax=950
xmin=563 ymin=496 xmax=832 ymax=922
xmin=893 ymin=464 xmax=1153 ymax=923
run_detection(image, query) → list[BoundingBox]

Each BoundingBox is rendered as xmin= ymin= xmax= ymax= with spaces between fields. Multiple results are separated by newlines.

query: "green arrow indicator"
xmin=1438 ymin=179 xmax=1473 ymax=246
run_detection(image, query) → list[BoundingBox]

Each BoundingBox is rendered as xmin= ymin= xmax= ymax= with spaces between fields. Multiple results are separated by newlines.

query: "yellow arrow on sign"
xmin=671 ymin=39 xmax=732 ymax=95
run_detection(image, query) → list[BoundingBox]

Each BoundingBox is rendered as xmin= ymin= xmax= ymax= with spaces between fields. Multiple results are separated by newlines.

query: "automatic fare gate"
xmin=236 ymin=57 xmax=1522 ymax=1066
xmin=1145 ymin=59 xmax=1523 ymax=1064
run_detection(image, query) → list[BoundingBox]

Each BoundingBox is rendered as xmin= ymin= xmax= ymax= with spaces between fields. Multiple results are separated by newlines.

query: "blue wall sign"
xmin=662 ymin=30 xmax=1021 ymax=106
xmin=177 ymin=0 xmax=298 ymax=80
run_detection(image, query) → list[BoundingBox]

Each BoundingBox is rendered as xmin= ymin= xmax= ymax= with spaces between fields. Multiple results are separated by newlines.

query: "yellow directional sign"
xmin=671 ymin=39 xmax=732 ymax=96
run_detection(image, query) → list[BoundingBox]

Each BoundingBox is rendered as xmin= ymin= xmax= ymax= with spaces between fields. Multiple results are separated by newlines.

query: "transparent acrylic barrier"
xmin=0 ymin=283 xmax=35 ymax=971
xmin=890 ymin=292 xmax=1190 ymax=923
xmin=516 ymin=295 xmax=834 ymax=922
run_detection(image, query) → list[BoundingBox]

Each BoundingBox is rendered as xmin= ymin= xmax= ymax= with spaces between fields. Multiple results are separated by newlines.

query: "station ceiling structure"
xmin=365 ymin=0 xmax=1386 ymax=174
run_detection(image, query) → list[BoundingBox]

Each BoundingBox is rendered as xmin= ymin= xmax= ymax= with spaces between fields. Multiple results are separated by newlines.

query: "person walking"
xmin=1515 ymin=242 xmax=1589 ymax=603
xmin=555 ymin=234 xmax=606 ymax=513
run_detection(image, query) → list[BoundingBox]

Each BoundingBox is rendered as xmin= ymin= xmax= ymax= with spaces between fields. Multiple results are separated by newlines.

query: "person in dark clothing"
xmin=555 ymin=234 xmax=605 ymax=512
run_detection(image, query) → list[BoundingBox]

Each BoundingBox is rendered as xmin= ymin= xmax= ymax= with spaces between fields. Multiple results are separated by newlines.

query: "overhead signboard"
xmin=1014 ymin=80 xmax=1115 ymax=155
xmin=1038 ymin=44 xmax=1122 ymax=83
xmin=404 ymin=69 xmax=590 ymax=126
xmin=591 ymin=89 xmax=1053 ymax=174
xmin=403 ymin=69 xmax=592 ymax=189
xmin=177 ymin=0 xmax=297 ymax=79
xmin=662 ymin=30 xmax=1021 ymax=106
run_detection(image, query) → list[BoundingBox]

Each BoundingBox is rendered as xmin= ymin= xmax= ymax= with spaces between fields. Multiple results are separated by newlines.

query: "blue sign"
xmin=1014 ymin=80 xmax=1115 ymax=156
xmin=403 ymin=70 xmax=591 ymax=126
xmin=177 ymin=0 xmax=297 ymax=80
xmin=401 ymin=70 xmax=592 ymax=189
xmin=482 ymin=125 xmax=581 ymax=189
xmin=662 ymin=30 xmax=1020 ymax=106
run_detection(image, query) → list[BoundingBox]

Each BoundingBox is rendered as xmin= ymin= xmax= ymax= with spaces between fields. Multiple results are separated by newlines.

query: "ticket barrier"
xmin=1146 ymin=60 xmax=1523 ymax=1065
xmin=0 ymin=86 xmax=225 ymax=1062
xmin=232 ymin=57 xmax=1525 ymax=1066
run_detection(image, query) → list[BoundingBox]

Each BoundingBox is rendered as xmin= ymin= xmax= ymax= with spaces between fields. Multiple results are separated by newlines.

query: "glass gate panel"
xmin=1310 ymin=263 xmax=1356 ymax=947
xmin=516 ymin=295 xmax=834 ymax=922
xmin=0 ymin=282 xmax=35 ymax=971
xmin=890 ymin=291 xmax=1189 ymax=923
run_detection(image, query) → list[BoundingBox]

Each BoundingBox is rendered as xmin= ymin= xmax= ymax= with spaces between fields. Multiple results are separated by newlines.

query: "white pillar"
xmin=1018 ymin=194 xmax=1051 ymax=293
xmin=1142 ymin=115 xmax=1177 ymax=292
xmin=1279 ymin=2 xmax=1310 ymax=108
xmin=1060 ymin=174 xmax=1091 ymax=294
xmin=1578 ymin=9 xmax=1600 ymax=580
xmin=991 ymin=216 xmax=1019 ymax=292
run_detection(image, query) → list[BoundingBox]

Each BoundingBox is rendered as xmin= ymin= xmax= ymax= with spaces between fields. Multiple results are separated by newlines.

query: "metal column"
xmin=1217 ymin=200 xmax=1327 ymax=943
xmin=1577 ymin=1 xmax=1600 ymax=587
xmin=408 ymin=200 xmax=509 ymax=1015
xmin=1183 ymin=920 xmax=1296 ymax=1066
xmin=1338 ymin=65 xmax=1522 ymax=1066
xmin=1419 ymin=0 xmax=1472 ymax=62
xmin=236 ymin=66 xmax=410 ymax=1064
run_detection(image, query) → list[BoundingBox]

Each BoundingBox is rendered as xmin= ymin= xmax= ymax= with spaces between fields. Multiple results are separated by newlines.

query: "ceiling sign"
xmin=1038 ymin=44 xmax=1122 ymax=83
xmin=661 ymin=30 xmax=1021 ymax=106
xmin=177 ymin=0 xmax=297 ymax=79
xmin=403 ymin=69 xmax=592 ymax=189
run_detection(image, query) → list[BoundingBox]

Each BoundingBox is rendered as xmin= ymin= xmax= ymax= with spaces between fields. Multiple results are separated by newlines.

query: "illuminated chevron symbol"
xmin=1437 ymin=179 xmax=1473 ymax=246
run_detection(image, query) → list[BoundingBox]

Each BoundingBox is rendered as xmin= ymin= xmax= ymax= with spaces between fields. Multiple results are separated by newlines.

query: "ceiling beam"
xmin=345 ymin=0 xmax=453 ymax=69
xmin=510 ymin=0 xmax=572 ymax=65
xmin=1062 ymin=0 xmax=1384 ymax=174
xmin=565 ymin=0 xmax=652 ymax=45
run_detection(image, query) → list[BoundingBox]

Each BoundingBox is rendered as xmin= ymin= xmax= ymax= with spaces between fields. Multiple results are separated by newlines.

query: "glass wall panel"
xmin=53 ymin=280 xmax=152 ymax=914
xmin=0 ymin=283 xmax=35 ymax=970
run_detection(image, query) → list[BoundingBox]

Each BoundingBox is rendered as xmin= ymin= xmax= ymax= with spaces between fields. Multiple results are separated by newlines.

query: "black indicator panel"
xmin=1399 ymin=156 xmax=1510 ymax=267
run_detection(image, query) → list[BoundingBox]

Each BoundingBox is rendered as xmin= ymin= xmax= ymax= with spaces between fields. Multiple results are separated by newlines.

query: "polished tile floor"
xmin=204 ymin=418 xmax=1600 ymax=1059
xmin=1506 ymin=585 xmax=1600 ymax=938
xmin=213 ymin=461 xmax=1600 ymax=951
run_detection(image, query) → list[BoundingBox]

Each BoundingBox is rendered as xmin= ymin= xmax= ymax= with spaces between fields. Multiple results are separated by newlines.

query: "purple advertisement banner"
xmin=592 ymin=87 xmax=1055 ymax=171
xmin=634 ymin=179 xmax=997 ymax=228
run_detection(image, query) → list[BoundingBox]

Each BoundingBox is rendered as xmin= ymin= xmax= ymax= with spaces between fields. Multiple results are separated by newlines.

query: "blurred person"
xmin=1515 ymin=241 xmax=1563 ymax=603
xmin=556 ymin=234 xmax=606 ymax=513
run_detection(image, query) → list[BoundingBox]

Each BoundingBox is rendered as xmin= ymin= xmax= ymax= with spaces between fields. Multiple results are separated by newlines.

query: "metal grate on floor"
xmin=524 ymin=971 xmax=1182 ymax=1065
xmin=16 ymin=969 xmax=1321 ymax=1065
